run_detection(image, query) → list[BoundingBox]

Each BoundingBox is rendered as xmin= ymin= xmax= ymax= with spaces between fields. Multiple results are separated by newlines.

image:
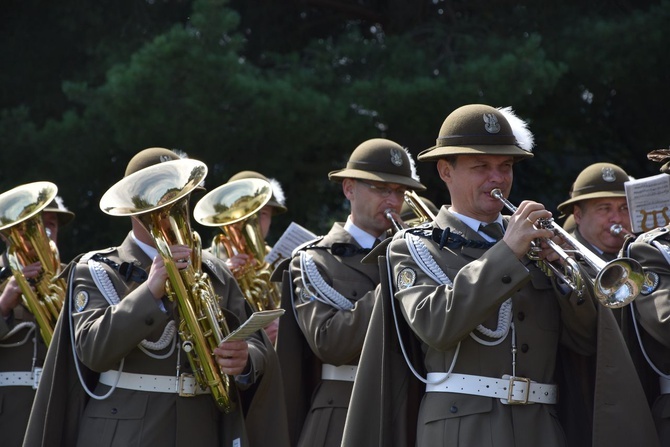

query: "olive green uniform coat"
xmin=0 ymin=258 xmax=48 ymax=447
xmin=277 ymin=222 xmax=377 ymax=447
xmin=23 ymin=233 xmax=289 ymax=447
xmin=342 ymin=207 xmax=659 ymax=447
xmin=624 ymin=227 xmax=670 ymax=444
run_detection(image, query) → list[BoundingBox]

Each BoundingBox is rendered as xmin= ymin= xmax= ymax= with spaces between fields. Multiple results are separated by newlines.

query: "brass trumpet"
xmin=386 ymin=191 xmax=437 ymax=231
xmin=100 ymin=159 xmax=235 ymax=413
xmin=490 ymin=188 xmax=645 ymax=308
xmin=610 ymin=223 xmax=634 ymax=238
xmin=0 ymin=182 xmax=66 ymax=346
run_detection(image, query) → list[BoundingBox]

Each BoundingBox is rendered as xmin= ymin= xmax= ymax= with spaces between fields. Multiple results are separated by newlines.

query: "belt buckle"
xmin=178 ymin=374 xmax=197 ymax=397
xmin=506 ymin=376 xmax=531 ymax=405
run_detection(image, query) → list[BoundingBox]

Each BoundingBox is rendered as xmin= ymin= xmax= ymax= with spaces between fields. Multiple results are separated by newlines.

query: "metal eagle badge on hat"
xmin=483 ymin=113 xmax=501 ymax=134
xmin=601 ymin=167 xmax=616 ymax=182
xmin=397 ymin=267 xmax=417 ymax=290
xmin=390 ymin=148 xmax=404 ymax=167
xmin=74 ymin=290 xmax=89 ymax=312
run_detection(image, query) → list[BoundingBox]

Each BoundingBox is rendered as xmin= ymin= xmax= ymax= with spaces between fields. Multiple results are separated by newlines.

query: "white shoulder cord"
xmin=0 ymin=321 xmax=36 ymax=347
xmin=87 ymin=260 xmax=176 ymax=358
xmin=298 ymin=251 xmax=354 ymax=311
xmin=392 ymin=232 xmax=513 ymax=386
xmin=69 ymin=265 xmax=119 ymax=400
xmin=404 ymin=232 xmax=512 ymax=345
xmin=392 ymin=236 xmax=459 ymax=385
xmin=0 ymin=321 xmax=38 ymax=375
xmin=628 ymin=241 xmax=670 ymax=380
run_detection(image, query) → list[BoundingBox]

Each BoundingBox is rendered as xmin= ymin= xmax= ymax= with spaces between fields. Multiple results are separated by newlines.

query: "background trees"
xmin=1 ymin=0 xmax=668 ymax=261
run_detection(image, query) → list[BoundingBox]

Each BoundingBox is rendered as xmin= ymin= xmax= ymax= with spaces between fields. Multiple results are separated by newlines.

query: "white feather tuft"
xmin=497 ymin=106 xmax=534 ymax=152
xmin=268 ymin=178 xmax=286 ymax=206
xmin=54 ymin=195 xmax=70 ymax=211
xmin=403 ymin=148 xmax=421 ymax=182
xmin=172 ymin=149 xmax=189 ymax=159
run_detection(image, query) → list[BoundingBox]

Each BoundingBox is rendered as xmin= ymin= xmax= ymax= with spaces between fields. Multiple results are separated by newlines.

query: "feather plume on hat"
xmin=404 ymin=148 xmax=420 ymax=182
xmin=268 ymin=178 xmax=286 ymax=207
xmin=497 ymin=106 xmax=535 ymax=153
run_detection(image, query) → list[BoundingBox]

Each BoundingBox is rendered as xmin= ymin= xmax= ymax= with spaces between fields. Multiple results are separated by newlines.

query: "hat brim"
xmin=45 ymin=209 xmax=75 ymax=227
xmin=266 ymin=199 xmax=287 ymax=215
xmin=557 ymin=191 xmax=628 ymax=214
xmin=418 ymin=144 xmax=533 ymax=162
xmin=328 ymin=169 xmax=426 ymax=191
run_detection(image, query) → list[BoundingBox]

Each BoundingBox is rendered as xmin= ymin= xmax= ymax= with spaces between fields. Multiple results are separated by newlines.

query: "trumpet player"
xmin=557 ymin=162 xmax=633 ymax=262
xmin=343 ymin=104 xmax=658 ymax=447
xmin=24 ymin=148 xmax=289 ymax=447
xmin=616 ymin=149 xmax=670 ymax=445
xmin=0 ymin=195 xmax=74 ymax=447
xmin=276 ymin=138 xmax=425 ymax=447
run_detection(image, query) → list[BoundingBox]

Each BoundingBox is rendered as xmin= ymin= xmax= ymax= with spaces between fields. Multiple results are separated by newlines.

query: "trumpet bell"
xmin=193 ymin=178 xmax=272 ymax=228
xmin=100 ymin=159 xmax=207 ymax=217
xmin=594 ymin=257 xmax=646 ymax=308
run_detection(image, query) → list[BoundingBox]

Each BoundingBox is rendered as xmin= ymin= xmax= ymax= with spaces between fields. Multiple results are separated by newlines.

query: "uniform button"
xmin=502 ymin=275 xmax=511 ymax=284
xmin=145 ymin=316 xmax=154 ymax=325
xmin=352 ymin=291 xmax=358 ymax=297
xmin=521 ymin=344 xmax=529 ymax=353
xmin=450 ymin=405 xmax=458 ymax=413
xmin=328 ymin=398 xmax=334 ymax=405
xmin=517 ymin=312 xmax=525 ymax=321
xmin=111 ymin=408 xmax=118 ymax=415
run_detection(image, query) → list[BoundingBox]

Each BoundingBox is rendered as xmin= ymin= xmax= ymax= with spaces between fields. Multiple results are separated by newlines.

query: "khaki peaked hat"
xmin=125 ymin=147 xmax=183 ymax=176
xmin=44 ymin=196 xmax=75 ymax=227
xmin=328 ymin=138 xmax=426 ymax=191
xmin=557 ymin=162 xmax=630 ymax=214
xmin=418 ymin=104 xmax=534 ymax=161
xmin=124 ymin=147 xmax=206 ymax=192
xmin=227 ymin=170 xmax=287 ymax=215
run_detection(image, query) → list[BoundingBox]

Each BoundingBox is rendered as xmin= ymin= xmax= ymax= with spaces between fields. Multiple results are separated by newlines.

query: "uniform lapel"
xmin=436 ymin=208 xmax=491 ymax=261
xmin=324 ymin=223 xmax=380 ymax=280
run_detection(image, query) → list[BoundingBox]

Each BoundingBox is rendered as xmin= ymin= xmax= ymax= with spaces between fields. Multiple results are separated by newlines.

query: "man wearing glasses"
xmin=275 ymin=138 xmax=425 ymax=447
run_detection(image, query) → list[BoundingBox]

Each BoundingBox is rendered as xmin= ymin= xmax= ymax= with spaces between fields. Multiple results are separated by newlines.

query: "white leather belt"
xmin=426 ymin=373 xmax=558 ymax=405
xmin=660 ymin=376 xmax=670 ymax=395
xmin=99 ymin=370 xmax=211 ymax=396
xmin=0 ymin=371 xmax=36 ymax=388
xmin=321 ymin=364 xmax=357 ymax=382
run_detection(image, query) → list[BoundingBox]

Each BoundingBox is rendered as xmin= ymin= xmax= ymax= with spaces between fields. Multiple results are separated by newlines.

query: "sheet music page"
xmin=265 ymin=222 xmax=317 ymax=266
xmin=222 ymin=309 xmax=285 ymax=342
xmin=625 ymin=174 xmax=670 ymax=232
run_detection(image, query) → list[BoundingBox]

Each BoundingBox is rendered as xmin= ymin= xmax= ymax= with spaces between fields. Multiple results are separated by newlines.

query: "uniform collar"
xmin=343 ymin=216 xmax=381 ymax=249
xmin=448 ymin=209 xmax=504 ymax=238
xmin=131 ymin=231 xmax=158 ymax=260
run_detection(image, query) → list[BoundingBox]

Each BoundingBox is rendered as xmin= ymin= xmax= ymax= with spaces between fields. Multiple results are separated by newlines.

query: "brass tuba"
xmin=193 ymin=178 xmax=280 ymax=312
xmin=99 ymin=159 xmax=234 ymax=413
xmin=0 ymin=181 xmax=66 ymax=346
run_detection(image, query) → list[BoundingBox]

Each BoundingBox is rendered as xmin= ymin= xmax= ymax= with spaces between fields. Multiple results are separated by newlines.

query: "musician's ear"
xmin=342 ymin=178 xmax=356 ymax=200
xmin=437 ymin=159 xmax=452 ymax=183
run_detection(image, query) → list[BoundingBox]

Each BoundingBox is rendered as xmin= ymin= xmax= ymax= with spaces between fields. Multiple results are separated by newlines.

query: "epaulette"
xmin=635 ymin=226 xmax=670 ymax=245
xmin=291 ymin=236 xmax=325 ymax=257
xmin=82 ymin=249 xmax=147 ymax=285
xmin=407 ymin=226 xmax=495 ymax=250
xmin=405 ymin=224 xmax=434 ymax=239
xmin=80 ymin=247 xmax=116 ymax=263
